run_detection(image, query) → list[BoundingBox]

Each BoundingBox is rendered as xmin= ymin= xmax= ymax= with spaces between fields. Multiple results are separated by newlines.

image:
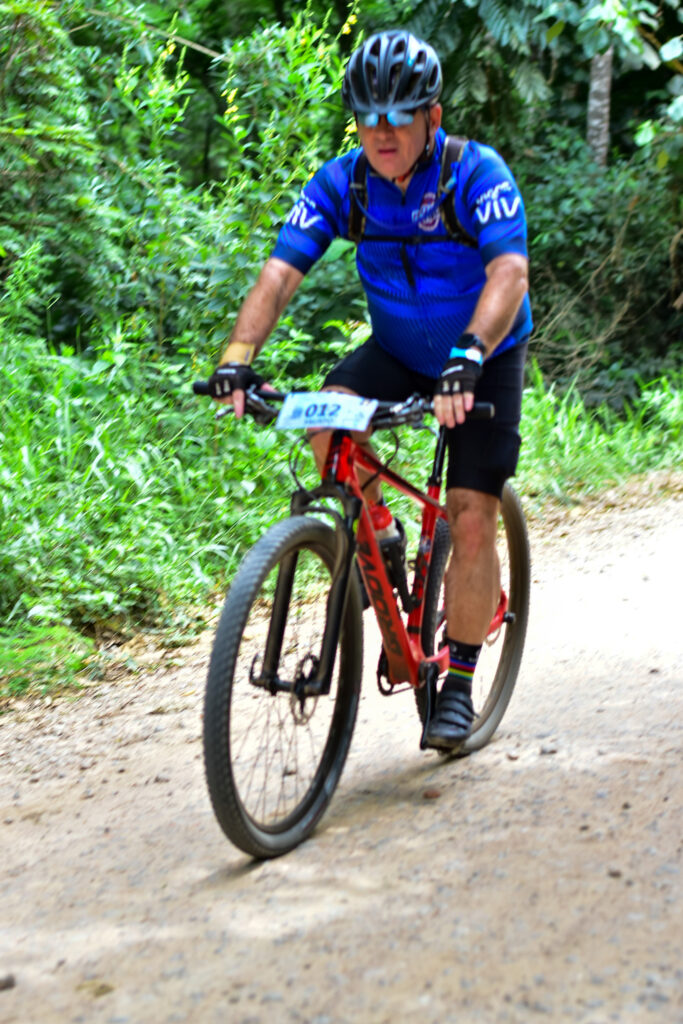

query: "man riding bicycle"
xmin=207 ymin=29 xmax=532 ymax=750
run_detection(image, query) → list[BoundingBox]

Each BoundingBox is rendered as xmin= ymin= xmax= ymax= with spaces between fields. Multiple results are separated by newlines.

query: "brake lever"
xmin=198 ymin=384 xmax=279 ymax=423
xmin=245 ymin=390 xmax=279 ymax=424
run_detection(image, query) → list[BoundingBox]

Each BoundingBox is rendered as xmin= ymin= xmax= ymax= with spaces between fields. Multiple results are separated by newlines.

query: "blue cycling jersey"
xmin=272 ymin=128 xmax=532 ymax=378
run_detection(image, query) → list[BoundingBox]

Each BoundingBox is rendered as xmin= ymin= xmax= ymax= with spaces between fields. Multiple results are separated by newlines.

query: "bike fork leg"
xmin=261 ymin=550 xmax=299 ymax=685
xmin=261 ymin=526 xmax=356 ymax=696
xmin=316 ymin=534 xmax=357 ymax=692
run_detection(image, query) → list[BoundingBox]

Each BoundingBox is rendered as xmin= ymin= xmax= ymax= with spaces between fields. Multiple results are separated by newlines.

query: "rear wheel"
xmin=416 ymin=484 xmax=530 ymax=753
xmin=203 ymin=516 xmax=363 ymax=858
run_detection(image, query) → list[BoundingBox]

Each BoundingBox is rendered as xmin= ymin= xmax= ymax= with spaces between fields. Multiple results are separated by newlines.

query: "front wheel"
xmin=416 ymin=483 xmax=530 ymax=753
xmin=203 ymin=516 xmax=363 ymax=858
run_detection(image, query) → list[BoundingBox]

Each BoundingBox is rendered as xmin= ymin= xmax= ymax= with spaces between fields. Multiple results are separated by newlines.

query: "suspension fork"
xmin=314 ymin=504 xmax=360 ymax=695
xmin=259 ymin=482 xmax=361 ymax=698
xmin=260 ymin=547 xmax=299 ymax=691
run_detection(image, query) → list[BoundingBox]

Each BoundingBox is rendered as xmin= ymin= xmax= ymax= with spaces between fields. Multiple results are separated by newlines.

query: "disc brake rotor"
xmin=290 ymin=653 xmax=320 ymax=723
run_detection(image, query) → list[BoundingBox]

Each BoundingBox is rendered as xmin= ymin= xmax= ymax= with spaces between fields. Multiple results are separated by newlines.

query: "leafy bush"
xmin=0 ymin=0 xmax=126 ymax=345
xmin=518 ymin=126 xmax=682 ymax=402
xmin=1 ymin=4 xmax=359 ymax=359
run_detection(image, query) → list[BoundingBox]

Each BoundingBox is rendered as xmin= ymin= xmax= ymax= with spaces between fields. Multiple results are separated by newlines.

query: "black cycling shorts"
xmin=323 ymin=336 xmax=528 ymax=499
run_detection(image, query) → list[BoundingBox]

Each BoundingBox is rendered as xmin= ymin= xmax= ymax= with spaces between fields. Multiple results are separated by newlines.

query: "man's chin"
xmin=366 ymin=154 xmax=409 ymax=180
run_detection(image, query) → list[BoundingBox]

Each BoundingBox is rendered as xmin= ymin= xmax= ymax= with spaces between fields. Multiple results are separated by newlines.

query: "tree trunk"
xmin=587 ymin=45 xmax=613 ymax=166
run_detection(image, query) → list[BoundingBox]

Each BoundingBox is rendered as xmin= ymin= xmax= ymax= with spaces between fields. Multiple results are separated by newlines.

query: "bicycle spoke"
xmin=204 ymin=521 xmax=361 ymax=852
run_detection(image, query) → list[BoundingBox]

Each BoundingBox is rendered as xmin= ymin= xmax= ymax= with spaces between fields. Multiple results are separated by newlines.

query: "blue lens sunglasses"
xmin=356 ymin=108 xmax=419 ymax=127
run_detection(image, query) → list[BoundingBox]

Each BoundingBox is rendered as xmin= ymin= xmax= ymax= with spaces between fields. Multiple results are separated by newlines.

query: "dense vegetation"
xmin=1 ymin=1 xmax=681 ymax=693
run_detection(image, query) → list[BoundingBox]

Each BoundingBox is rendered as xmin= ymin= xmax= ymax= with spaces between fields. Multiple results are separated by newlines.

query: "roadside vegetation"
xmin=1 ymin=1 xmax=681 ymax=697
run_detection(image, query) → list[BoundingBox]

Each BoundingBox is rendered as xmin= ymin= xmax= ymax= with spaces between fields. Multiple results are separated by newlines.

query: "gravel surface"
xmin=1 ymin=477 xmax=682 ymax=1023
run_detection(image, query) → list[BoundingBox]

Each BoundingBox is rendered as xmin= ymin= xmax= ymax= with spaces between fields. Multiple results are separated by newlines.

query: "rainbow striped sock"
xmin=444 ymin=637 xmax=482 ymax=695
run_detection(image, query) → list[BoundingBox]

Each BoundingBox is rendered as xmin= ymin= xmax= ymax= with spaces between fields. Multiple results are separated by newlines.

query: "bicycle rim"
xmin=417 ymin=484 xmax=530 ymax=753
xmin=203 ymin=516 xmax=363 ymax=858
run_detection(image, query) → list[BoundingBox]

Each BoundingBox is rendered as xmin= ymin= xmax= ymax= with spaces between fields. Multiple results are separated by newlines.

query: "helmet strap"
xmin=420 ymin=107 xmax=433 ymax=162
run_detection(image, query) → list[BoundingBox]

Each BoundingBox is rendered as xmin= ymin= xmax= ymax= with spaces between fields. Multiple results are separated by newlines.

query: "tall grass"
xmin=1 ymin=324 xmax=681 ymax=698
xmin=518 ymin=361 xmax=682 ymax=505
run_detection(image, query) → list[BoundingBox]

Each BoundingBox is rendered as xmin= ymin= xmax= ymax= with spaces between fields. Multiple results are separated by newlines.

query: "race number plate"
xmin=275 ymin=392 xmax=378 ymax=432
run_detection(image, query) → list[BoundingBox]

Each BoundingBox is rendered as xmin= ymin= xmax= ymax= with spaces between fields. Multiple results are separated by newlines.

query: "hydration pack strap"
xmin=348 ymin=153 xmax=368 ymax=244
xmin=348 ymin=136 xmax=477 ymax=248
xmin=438 ymin=135 xmax=476 ymax=248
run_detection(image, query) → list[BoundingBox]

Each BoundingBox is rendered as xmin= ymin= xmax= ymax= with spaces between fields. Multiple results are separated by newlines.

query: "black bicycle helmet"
xmin=342 ymin=30 xmax=442 ymax=114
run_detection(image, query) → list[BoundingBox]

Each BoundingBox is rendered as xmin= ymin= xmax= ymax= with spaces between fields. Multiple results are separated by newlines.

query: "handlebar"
xmin=370 ymin=394 xmax=494 ymax=428
xmin=192 ymin=382 xmax=495 ymax=427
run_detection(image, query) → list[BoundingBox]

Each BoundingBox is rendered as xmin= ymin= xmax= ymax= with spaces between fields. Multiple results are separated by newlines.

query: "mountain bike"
xmin=193 ymin=384 xmax=530 ymax=859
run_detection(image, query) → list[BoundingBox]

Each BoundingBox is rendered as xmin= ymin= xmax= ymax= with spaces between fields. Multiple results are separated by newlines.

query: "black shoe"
xmin=424 ymin=687 xmax=474 ymax=750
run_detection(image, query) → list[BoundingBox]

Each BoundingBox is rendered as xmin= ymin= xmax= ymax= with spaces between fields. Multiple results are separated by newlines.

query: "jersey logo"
xmin=474 ymin=181 xmax=520 ymax=224
xmin=413 ymin=192 xmax=440 ymax=232
xmin=287 ymin=198 xmax=322 ymax=230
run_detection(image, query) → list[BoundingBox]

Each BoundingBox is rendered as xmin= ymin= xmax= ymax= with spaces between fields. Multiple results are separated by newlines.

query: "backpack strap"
xmin=348 ymin=138 xmax=477 ymax=247
xmin=348 ymin=152 xmax=368 ymax=244
xmin=439 ymin=135 xmax=477 ymax=248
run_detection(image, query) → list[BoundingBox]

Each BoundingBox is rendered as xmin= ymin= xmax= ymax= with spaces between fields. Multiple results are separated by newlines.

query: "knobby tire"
xmin=203 ymin=516 xmax=363 ymax=859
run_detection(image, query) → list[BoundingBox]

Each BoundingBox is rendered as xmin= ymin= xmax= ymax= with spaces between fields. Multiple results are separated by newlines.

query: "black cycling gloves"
xmin=436 ymin=334 xmax=487 ymax=397
xmin=207 ymin=362 xmax=263 ymax=399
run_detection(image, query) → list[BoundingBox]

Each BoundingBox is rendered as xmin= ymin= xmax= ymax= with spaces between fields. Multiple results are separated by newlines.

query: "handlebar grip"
xmin=193 ymin=381 xmax=211 ymax=396
xmin=470 ymin=402 xmax=495 ymax=420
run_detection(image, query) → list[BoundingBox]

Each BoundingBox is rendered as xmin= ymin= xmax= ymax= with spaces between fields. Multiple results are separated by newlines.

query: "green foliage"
xmin=205 ymin=13 xmax=359 ymax=353
xmin=516 ymin=125 xmax=682 ymax=398
xmin=0 ymin=244 xmax=347 ymax=635
xmin=0 ymin=624 xmax=93 ymax=700
xmin=2 ymin=0 xmax=682 ymax=696
xmin=1 ymin=274 xmax=681 ymax=685
xmin=0 ymin=0 xmax=124 ymax=344
xmin=540 ymin=0 xmax=663 ymax=62
xmin=1 ymin=4 xmax=359 ymax=356
xmin=517 ymin=126 xmax=682 ymax=399
xmin=519 ymin=361 xmax=682 ymax=503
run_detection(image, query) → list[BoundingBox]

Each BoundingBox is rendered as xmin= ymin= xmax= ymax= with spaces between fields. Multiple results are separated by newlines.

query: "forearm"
xmin=220 ymin=257 xmax=304 ymax=365
xmin=466 ymin=253 xmax=528 ymax=357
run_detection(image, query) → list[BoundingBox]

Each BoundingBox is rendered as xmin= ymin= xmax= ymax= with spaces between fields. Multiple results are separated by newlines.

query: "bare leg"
xmin=444 ymin=488 xmax=500 ymax=644
xmin=424 ymin=489 xmax=502 ymax=749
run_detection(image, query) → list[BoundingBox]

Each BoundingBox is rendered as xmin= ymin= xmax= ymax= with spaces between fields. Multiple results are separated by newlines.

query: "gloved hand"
xmin=435 ymin=334 xmax=486 ymax=397
xmin=207 ymin=362 xmax=263 ymax=400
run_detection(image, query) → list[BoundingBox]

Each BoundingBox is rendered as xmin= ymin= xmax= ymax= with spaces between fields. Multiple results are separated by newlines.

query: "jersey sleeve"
xmin=454 ymin=142 xmax=528 ymax=265
xmin=271 ymin=155 xmax=352 ymax=275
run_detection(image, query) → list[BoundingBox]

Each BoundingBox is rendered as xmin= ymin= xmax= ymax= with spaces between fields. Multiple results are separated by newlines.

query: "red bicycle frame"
xmin=321 ymin=427 xmax=451 ymax=690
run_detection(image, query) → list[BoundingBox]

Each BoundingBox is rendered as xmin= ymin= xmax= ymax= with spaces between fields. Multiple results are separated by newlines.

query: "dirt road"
xmin=1 ymin=479 xmax=681 ymax=1024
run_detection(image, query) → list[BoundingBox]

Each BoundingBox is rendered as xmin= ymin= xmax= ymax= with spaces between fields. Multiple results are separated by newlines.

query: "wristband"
xmin=222 ymin=341 xmax=257 ymax=365
xmin=459 ymin=332 xmax=487 ymax=360
xmin=448 ymin=338 xmax=486 ymax=366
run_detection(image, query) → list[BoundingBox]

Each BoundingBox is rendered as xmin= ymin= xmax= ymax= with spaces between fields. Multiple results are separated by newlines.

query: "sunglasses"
xmin=356 ymin=108 xmax=419 ymax=128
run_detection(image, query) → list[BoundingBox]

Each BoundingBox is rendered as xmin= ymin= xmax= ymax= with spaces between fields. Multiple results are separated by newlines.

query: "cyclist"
xmin=207 ymin=30 xmax=531 ymax=750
